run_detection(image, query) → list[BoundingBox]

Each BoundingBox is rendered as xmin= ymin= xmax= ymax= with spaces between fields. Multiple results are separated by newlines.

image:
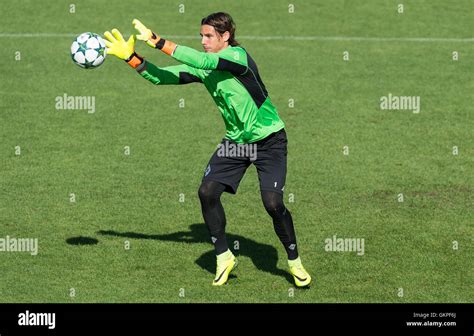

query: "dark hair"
xmin=201 ymin=12 xmax=240 ymax=46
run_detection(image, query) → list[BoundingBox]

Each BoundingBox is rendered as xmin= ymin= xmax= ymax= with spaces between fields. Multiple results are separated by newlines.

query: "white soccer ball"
xmin=71 ymin=32 xmax=107 ymax=69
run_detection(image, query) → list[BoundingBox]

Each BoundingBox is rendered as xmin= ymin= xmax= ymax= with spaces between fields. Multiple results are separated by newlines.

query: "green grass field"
xmin=1 ymin=0 xmax=472 ymax=303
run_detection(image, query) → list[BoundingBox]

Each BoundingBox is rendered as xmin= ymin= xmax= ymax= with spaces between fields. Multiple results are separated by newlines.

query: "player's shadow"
xmin=98 ymin=223 xmax=293 ymax=284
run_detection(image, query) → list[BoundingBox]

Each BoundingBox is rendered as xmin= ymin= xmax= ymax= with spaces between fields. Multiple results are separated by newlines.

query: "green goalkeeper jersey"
xmin=136 ymin=45 xmax=285 ymax=144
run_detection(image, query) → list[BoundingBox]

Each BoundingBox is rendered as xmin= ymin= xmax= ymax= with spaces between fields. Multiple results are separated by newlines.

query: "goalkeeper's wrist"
xmin=149 ymin=32 xmax=177 ymax=56
xmin=147 ymin=32 xmax=161 ymax=48
xmin=125 ymin=52 xmax=144 ymax=68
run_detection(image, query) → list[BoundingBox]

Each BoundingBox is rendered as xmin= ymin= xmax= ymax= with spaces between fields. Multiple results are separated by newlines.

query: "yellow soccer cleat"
xmin=212 ymin=250 xmax=238 ymax=286
xmin=288 ymin=257 xmax=312 ymax=287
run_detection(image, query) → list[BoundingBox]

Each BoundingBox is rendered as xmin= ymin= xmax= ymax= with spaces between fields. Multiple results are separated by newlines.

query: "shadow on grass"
xmin=66 ymin=236 xmax=99 ymax=245
xmin=97 ymin=223 xmax=293 ymax=285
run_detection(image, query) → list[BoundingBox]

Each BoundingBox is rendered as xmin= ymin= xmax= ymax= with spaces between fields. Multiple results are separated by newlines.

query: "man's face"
xmin=200 ymin=24 xmax=230 ymax=53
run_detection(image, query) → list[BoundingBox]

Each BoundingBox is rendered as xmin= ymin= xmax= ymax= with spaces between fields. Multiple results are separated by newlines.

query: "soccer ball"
xmin=71 ymin=32 xmax=107 ymax=69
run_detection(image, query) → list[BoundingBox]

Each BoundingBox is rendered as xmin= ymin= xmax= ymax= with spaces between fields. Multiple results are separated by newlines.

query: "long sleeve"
xmin=137 ymin=61 xmax=204 ymax=85
xmin=171 ymin=45 xmax=249 ymax=76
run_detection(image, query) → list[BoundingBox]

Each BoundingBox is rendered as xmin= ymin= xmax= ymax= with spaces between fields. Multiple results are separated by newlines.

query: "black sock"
xmin=198 ymin=180 xmax=229 ymax=255
xmin=261 ymin=191 xmax=299 ymax=260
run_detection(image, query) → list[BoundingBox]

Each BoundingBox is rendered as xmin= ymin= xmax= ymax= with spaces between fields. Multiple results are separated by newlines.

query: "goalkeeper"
xmin=104 ymin=12 xmax=311 ymax=287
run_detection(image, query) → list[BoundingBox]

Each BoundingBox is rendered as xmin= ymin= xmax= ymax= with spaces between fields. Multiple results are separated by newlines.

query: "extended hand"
xmin=132 ymin=19 xmax=160 ymax=48
xmin=103 ymin=28 xmax=135 ymax=60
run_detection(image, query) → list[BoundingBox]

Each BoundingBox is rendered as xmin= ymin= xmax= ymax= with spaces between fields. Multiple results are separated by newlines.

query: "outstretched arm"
xmin=137 ymin=62 xmax=203 ymax=85
xmin=133 ymin=19 xmax=248 ymax=75
xmin=171 ymin=45 xmax=248 ymax=76
xmin=103 ymin=28 xmax=203 ymax=85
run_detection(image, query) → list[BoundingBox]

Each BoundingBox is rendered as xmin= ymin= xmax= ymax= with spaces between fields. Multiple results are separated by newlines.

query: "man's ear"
xmin=222 ymin=31 xmax=230 ymax=43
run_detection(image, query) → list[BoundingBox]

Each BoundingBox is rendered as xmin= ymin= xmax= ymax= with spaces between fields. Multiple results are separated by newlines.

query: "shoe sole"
xmin=293 ymin=276 xmax=311 ymax=287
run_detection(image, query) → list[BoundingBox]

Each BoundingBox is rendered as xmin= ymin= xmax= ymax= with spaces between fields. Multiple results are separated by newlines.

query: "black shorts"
xmin=201 ymin=128 xmax=288 ymax=195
